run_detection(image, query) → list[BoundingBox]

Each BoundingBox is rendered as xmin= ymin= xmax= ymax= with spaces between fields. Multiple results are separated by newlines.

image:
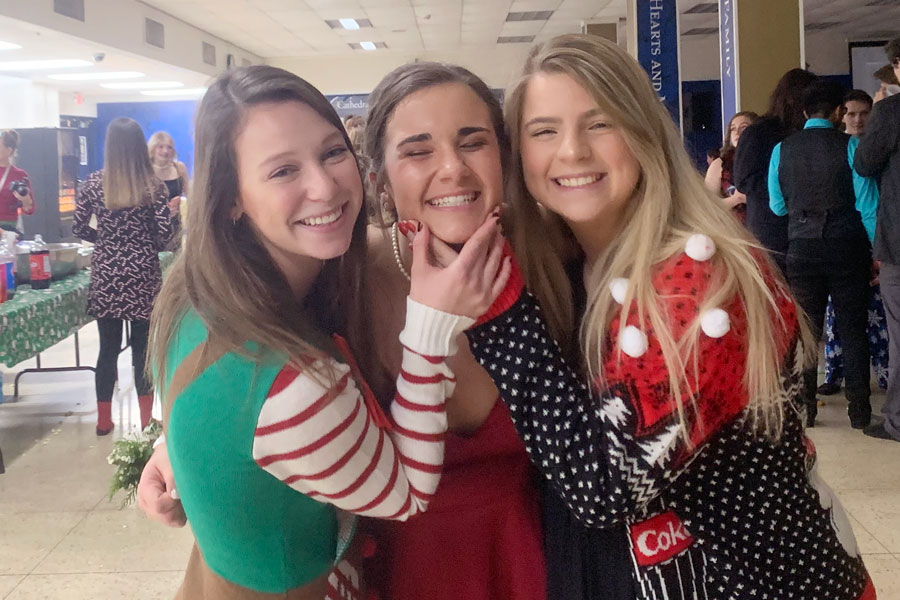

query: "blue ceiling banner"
xmin=635 ymin=0 xmax=683 ymax=129
xmin=719 ymin=0 xmax=739 ymax=134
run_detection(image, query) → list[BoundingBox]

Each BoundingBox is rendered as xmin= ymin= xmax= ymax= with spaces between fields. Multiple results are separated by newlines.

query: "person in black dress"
xmin=73 ymin=118 xmax=174 ymax=435
xmin=149 ymin=131 xmax=189 ymax=245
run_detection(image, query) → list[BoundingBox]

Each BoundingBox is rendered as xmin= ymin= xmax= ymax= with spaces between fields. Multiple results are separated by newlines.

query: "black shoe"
xmin=806 ymin=407 xmax=817 ymax=428
xmin=863 ymin=421 xmax=899 ymax=441
xmin=816 ymin=382 xmax=841 ymax=396
xmin=848 ymin=397 xmax=872 ymax=430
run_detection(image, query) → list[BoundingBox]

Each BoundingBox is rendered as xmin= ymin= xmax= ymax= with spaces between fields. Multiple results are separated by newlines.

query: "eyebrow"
xmin=397 ymin=133 xmax=431 ymax=147
xmin=259 ymin=130 xmax=347 ymax=168
xmin=396 ymin=126 xmax=490 ymax=148
xmin=523 ymin=108 xmax=606 ymax=129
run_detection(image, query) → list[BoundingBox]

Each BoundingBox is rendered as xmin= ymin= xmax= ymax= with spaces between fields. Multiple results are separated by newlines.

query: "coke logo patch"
xmin=630 ymin=511 xmax=695 ymax=566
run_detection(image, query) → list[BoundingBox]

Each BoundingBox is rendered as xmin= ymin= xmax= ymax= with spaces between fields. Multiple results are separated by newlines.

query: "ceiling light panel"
xmin=48 ymin=71 xmax=144 ymax=81
xmin=0 ymin=59 xmax=93 ymax=71
xmin=101 ymin=81 xmax=183 ymax=90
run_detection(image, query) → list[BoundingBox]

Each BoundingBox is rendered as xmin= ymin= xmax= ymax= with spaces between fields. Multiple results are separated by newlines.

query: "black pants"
xmin=787 ymin=237 xmax=872 ymax=414
xmin=95 ymin=318 xmax=151 ymax=402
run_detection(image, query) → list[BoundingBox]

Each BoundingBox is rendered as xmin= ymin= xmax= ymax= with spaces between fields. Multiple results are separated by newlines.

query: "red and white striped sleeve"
xmin=252 ymin=298 xmax=472 ymax=520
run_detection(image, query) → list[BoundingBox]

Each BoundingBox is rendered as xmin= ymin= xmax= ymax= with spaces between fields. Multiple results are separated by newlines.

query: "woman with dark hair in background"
xmin=705 ymin=110 xmax=758 ymax=223
xmin=0 ymin=130 xmax=35 ymax=235
xmin=733 ymin=68 xmax=817 ymax=273
xmin=73 ymin=118 xmax=174 ymax=435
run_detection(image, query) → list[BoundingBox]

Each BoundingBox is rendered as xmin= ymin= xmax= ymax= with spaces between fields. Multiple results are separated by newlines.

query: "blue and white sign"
xmin=719 ymin=0 xmax=739 ymax=133
xmin=327 ymin=94 xmax=369 ymax=118
xmin=636 ymin=0 xmax=682 ymax=128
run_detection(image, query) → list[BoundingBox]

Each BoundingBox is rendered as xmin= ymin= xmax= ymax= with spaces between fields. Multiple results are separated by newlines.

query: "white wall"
xmin=0 ymin=0 xmax=261 ymax=78
xmin=58 ymin=92 xmax=98 ymax=118
xmin=270 ymin=46 xmax=533 ymax=94
xmin=0 ymin=75 xmax=60 ymax=128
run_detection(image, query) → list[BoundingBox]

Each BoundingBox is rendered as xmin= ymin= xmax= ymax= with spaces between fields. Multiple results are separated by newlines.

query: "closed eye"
xmin=530 ymin=128 xmax=556 ymax=137
xmin=460 ymin=139 xmax=488 ymax=150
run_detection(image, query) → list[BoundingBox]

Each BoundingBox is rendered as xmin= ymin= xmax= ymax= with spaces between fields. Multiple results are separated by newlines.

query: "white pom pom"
xmin=619 ymin=325 xmax=649 ymax=358
xmin=700 ymin=308 xmax=731 ymax=338
xmin=685 ymin=233 xmax=716 ymax=262
xmin=609 ymin=278 xmax=629 ymax=305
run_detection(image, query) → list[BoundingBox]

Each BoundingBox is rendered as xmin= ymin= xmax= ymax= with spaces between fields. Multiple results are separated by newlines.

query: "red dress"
xmin=363 ymin=399 xmax=546 ymax=600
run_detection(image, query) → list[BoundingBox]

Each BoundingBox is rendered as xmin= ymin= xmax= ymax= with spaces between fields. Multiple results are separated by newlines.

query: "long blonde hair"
xmin=102 ymin=118 xmax=160 ymax=210
xmin=149 ymin=66 xmax=372 ymax=399
xmin=505 ymin=34 xmax=814 ymax=442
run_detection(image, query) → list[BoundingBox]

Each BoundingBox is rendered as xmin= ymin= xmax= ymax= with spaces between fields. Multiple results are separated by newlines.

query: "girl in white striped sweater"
xmin=145 ymin=65 xmax=509 ymax=599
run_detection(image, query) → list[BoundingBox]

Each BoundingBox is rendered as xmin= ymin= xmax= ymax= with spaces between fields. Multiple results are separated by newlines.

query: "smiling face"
xmin=381 ymin=82 xmax=503 ymax=245
xmin=519 ymin=72 xmax=640 ymax=244
xmin=233 ymin=100 xmax=363 ymax=283
xmin=153 ymin=140 xmax=175 ymax=164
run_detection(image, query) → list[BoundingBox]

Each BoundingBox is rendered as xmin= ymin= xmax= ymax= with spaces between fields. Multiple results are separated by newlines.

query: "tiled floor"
xmin=2 ymin=323 xmax=900 ymax=598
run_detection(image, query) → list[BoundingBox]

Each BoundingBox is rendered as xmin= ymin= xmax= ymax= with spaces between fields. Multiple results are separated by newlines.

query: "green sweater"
xmin=166 ymin=310 xmax=344 ymax=593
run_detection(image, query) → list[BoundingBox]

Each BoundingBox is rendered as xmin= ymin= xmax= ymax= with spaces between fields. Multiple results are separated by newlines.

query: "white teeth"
xmin=556 ymin=175 xmax=602 ymax=188
xmin=299 ymin=206 xmax=343 ymax=226
xmin=427 ymin=193 xmax=477 ymax=207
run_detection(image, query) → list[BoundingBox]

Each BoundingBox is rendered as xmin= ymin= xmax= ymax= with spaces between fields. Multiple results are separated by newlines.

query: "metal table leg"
xmin=11 ymin=331 xmax=96 ymax=401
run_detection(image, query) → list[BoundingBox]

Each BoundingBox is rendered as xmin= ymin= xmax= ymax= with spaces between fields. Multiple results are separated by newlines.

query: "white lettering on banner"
xmin=330 ymin=98 xmax=369 ymax=110
xmin=722 ymin=0 xmax=733 ymax=78
xmin=651 ymin=60 xmax=664 ymax=92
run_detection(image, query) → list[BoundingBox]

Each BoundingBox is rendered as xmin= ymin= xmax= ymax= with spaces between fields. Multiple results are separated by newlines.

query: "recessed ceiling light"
xmin=101 ymin=81 xmax=183 ymax=90
xmin=141 ymin=87 xmax=207 ymax=97
xmin=49 ymin=71 xmax=144 ymax=81
xmin=0 ymin=41 xmax=22 ymax=51
xmin=0 ymin=59 xmax=93 ymax=71
xmin=360 ymin=41 xmax=377 ymax=51
xmin=339 ymin=18 xmax=360 ymax=30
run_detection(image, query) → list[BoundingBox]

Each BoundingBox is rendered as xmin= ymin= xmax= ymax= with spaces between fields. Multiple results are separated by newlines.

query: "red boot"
xmin=138 ymin=395 xmax=154 ymax=431
xmin=97 ymin=401 xmax=114 ymax=436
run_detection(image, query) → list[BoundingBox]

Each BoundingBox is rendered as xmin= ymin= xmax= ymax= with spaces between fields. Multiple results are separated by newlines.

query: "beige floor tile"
xmin=851 ymin=514 xmax=892 ymax=555
xmin=0 ymin=575 xmax=24 ymax=598
xmin=0 ymin=424 xmax=116 ymax=513
xmin=863 ymin=554 xmax=900 ymax=600
xmin=5 ymin=571 xmax=184 ymax=600
xmin=810 ymin=438 xmax=900 ymax=491
xmin=0 ymin=512 xmax=86 ymax=576
xmin=32 ymin=509 xmax=194 ymax=574
xmin=838 ymin=490 xmax=900 ymax=553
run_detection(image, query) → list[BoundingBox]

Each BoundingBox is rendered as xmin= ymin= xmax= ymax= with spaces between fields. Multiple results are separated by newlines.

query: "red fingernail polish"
xmin=397 ymin=221 xmax=413 ymax=236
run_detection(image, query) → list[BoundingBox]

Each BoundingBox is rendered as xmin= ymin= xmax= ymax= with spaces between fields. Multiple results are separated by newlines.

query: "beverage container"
xmin=0 ymin=238 xmax=14 ymax=301
xmin=29 ymin=234 xmax=51 ymax=290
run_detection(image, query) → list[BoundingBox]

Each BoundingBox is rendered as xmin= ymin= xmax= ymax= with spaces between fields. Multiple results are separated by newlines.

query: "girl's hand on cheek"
xmin=407 ymin=212 xmax=510 ymax=319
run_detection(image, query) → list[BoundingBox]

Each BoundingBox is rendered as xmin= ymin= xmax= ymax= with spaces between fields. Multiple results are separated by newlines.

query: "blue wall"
xmin=95 ymin=100 xmax=198 ymax=176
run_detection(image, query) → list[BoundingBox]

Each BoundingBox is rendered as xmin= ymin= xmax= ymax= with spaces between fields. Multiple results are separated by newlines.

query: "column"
xmin=719 ymin=0 xmax=804 ymax=130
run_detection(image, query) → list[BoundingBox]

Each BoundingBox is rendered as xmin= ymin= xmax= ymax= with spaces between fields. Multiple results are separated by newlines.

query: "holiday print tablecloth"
xmin=0 ymin=252 xmax=174 ymax=368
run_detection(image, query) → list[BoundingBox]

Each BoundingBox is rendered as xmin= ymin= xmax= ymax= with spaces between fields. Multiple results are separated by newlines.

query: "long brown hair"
xmin=102 ymin=118 xmax=160 ymax=210
xmin=765 ymin=68 xmax=818 ymax=134
xmin=149 ymin=65 xmax=371 ymax=397
xmin=505 ymin=34 xmax=814 ymax=443
xmin=364 ymin=62 xmax=510 ymax=225
xmin=720 ymin=110 xmax=759 ymax=157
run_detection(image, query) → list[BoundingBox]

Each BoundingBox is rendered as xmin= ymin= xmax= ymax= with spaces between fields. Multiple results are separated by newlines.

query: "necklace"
xmin=391 ymin=222 xmax=411 ymax=281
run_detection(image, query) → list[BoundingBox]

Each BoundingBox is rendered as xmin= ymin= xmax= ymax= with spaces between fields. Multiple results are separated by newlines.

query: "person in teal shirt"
xmin=765 ymin=80 xmax=878 ymax=428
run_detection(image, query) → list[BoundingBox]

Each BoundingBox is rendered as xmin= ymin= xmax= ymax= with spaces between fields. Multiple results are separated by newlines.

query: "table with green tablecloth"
xmin=0 ymin=252 xmax=174 ymax=400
